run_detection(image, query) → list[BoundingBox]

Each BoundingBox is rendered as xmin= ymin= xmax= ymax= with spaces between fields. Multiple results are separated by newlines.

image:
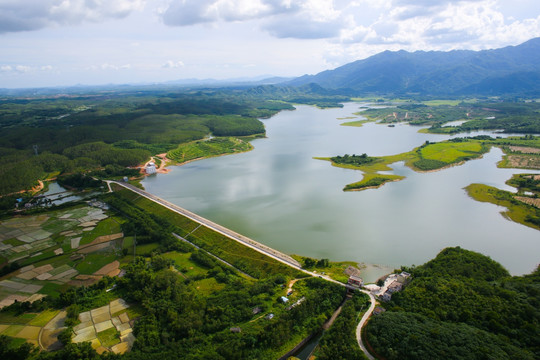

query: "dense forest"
xmin=0 ymin=90 xmax=293 ymax=196
xmin=365 ymin=247 xmax=540 ymax=359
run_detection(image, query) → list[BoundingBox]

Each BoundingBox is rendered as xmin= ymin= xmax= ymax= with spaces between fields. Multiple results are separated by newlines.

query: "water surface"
xmin=143 ymin=103 xmax=540 ymax=276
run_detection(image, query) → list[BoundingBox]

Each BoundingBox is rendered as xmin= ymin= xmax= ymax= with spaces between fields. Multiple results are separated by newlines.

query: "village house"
xmin=347 ymin=275 xmax=363 ymax=288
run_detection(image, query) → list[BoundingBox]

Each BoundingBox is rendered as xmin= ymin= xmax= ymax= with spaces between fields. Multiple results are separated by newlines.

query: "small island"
xmin=318 ymin=138 xmax=489 ymax=191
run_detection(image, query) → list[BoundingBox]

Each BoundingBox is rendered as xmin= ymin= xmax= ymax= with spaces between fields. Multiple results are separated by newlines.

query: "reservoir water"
xmin=142 ymin=103 xmax=540 ymax=277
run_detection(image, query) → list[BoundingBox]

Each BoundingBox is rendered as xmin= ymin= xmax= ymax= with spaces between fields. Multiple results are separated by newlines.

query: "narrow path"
xmin=356 ymin=291 xmax=376 ymax=360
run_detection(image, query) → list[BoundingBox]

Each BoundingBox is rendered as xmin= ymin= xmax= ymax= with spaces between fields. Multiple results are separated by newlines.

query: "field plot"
xmin=0 ymin=205 xmax=124 ymax=307
xmin=71 ymin=298 xmax=135 ymax=354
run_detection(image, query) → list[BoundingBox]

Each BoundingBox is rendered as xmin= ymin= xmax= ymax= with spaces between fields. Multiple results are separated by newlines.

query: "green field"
xmin=167 ymin=137 xmax=252 ymax=164
xmin=419 ymin=141 xmax=484 ymax=163
xmin=162 ymin=251 xmax=208 ymax=278
xmin=75 ymin=253 xmax=117 ymax=274
xmin=97 ymin=327 xmax=120 ymax=348
xmin=80 ymin=217 xmax=122 ymax=246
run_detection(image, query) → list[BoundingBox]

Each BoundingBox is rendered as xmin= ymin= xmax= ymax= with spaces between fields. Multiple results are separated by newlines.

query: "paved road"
xmin=356 ymin=290 xmax=376 ymax=360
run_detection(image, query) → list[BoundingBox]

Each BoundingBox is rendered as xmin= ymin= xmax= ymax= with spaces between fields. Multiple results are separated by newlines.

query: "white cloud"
xmin=162 ymin=0 xmax=345 ymax=39
xmin=99 ymin=63 xmax=132 ymax=70
xmin=15 ymin=65 xmax=31 ymax=73
xmin=162 ymin=60 xmax=185 ymax=68
xmin=0 ymin=0 xmax=144 ymax=33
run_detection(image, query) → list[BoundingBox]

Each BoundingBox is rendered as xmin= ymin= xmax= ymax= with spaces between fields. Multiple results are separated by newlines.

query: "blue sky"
xmin=1 ymin=0 xmax=539 ymax=88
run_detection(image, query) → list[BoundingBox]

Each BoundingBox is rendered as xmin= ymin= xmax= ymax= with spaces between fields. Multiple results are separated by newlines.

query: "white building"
xmin=146 ymin=162 xmax=157 ymax=174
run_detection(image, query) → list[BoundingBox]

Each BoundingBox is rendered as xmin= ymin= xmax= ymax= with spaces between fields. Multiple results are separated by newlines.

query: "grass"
xmin=3 ymin=238 xmax=25 ymax=247
xmin=344 ymin=174 xmax=405 ymax=191
xmin=41 ymin=218 xmax=77 ymax=234
xmin=75 ymin=253 xmax=117 ymax=274
xmin=2 ymin=325 xmax=25 ymax=337
xmin=162 ymin=251 xmax=208 ymax=278
xmin=465 ymin=184 xmax=540 ymax=231
xmin=192 ymin=278 xmax=225 ymax=296
xmin=0 ymin=311 xmax=36 ymax=325
xmin=124 ymin=304 xmax=145 ymax=320
xmin=419 ymin=141 xmax=484 ymax=163
xmin=340 ymin=120 xmax=372 ymax=127
xmin=39 ymin=282 xmax=69 ymax=297
xmin=134 ymin=242 xmax=160 ymax=255
xmin=18 ymin=250 xmax=57 ymax=267
xmin=123 ymin=237 xmax=160 ymax=255
xmin=28 ymin=309 xmax=60 ymax=327
xmin=187 ymin=226 xmax=300 ymax=279
xmin=97 ymin=327 xmax=120 ymax=348
xmin=167 ymin=137 xmax=252 ymax=164
xmin=80 ymin=218 xmax=122 ymax=246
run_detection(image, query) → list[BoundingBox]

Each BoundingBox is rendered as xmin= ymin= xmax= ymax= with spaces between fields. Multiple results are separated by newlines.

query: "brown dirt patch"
xmin=69 ymin=274 xmax=102 ymax=286
xmin=515 ymin=196 xmax=540 ymax=208
xmin=509 ymin=146 xmax=540 ymax=154
xmin=93 ymin=261 xmax=120 ymax=276
xmin=87 ymin=233 xmax=123 ymax=247
xmin=505 ymin=154 xmax=540 ymax=169
xmin=41 ymin=328 xmax=64 ymax=350
xmin=44 ymin=310 xmax=66 ymax=330
xmin=78 ymin=243 xmax=110 ymax=254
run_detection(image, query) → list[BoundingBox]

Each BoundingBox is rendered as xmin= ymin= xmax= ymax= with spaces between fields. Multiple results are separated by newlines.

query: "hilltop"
xmin=287 ymin=38 xmax=540 ymax=96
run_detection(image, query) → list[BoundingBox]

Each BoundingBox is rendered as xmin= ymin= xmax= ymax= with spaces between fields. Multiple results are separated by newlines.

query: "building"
xmin=381 ymin=292 xmax=392 ymax=302
xmin=373 ymin=306 xmax=386 ymax=316
xmin=387 ymin=281 xmax=403 ymax=293
xmin=145 ymin=162 xmax=157 ymax=174
xmin=347 ymin=275 xmax=363 ymax=288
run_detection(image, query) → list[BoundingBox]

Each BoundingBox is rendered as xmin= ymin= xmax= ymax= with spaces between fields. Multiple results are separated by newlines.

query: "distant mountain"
xmin=286 ymin=38 xmax=540 ymax=96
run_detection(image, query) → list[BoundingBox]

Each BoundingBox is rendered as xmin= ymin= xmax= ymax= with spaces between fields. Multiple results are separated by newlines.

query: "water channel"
xmin=142 ymin=103 xmax=540 ymax=279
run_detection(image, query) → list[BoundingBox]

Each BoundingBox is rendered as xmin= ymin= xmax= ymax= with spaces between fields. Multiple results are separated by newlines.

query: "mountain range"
xmin=285 ymin=37 xmax=540 ymax=96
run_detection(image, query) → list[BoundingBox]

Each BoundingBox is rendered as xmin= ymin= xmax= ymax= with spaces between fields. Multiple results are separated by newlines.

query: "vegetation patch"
xmin=80 ymin=218 xmax=122 ymax=246
xmin=344 ymin=174 xmax=405 ymax=191
xmin=465 ymin=183 xmax=540 ymax=230
xmin=96 ymin=327 xmax=120 ymax=348
xmin=365 ymin=247 xmax=539 ymax=360
xmin=28 ymin=309 xmax=60 ymax=327
xmin=340 ymin=119 xmax=372 ymax=127
xmin=75 ymin=253 xmax=118 ymax=275
xmin=167 ymin=137 xmax=253 ymax=165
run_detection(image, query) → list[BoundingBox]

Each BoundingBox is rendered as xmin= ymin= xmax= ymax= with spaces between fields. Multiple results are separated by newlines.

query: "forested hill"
xmin=366 ymin=247 xmax=540 ymax=359
xmin=286 ymin=37 xmax=540 ymax=96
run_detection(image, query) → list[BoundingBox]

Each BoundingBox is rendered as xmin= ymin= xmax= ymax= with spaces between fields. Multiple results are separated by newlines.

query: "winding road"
xmin=356 ymin=291 xmax=376 ymax=360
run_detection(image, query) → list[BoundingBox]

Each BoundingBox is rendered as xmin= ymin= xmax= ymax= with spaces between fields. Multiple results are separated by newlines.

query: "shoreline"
xmin=139 ymin=142 xmax=255 ymax=178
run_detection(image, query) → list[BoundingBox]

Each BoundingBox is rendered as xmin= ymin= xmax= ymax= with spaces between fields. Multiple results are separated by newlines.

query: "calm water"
xmin=143 ymin=103 xmax=540 ymax=277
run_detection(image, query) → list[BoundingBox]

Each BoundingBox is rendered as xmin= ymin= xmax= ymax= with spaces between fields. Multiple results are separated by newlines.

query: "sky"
xmin=1 ymin=0 xmax=540 ymax=88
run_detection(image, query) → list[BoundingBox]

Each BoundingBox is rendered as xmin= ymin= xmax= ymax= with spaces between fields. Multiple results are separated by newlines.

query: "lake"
xmin=142 ymin=103 xmax=540 ymax=278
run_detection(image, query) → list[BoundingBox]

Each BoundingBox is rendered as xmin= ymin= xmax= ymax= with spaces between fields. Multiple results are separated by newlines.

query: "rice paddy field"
xmin=0 ymin=204 xmax=125 ymax=308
